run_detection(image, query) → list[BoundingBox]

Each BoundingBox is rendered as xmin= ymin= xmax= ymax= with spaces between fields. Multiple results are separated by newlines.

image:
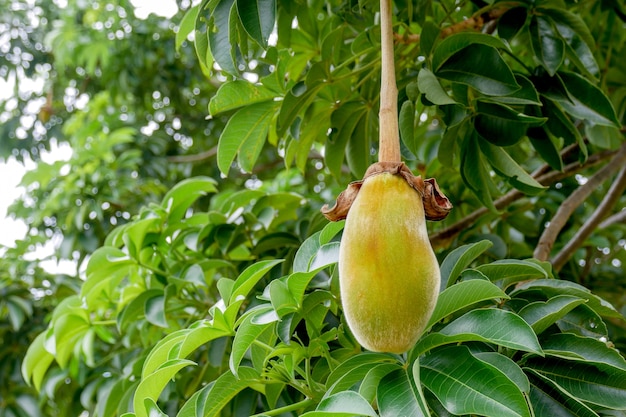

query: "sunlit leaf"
xmin=518 ymin=295 xmax=586 ymax=334
xmin=422 ymin=345 xmax=532 ymax=417
xmin=217 ymin=100 xmax=279 ymax=175
xmin=427 ymin=279 xmax=509 ymax=328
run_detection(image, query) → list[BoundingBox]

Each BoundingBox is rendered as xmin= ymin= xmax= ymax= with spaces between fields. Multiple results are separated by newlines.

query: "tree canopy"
xmin=1 ymin=0 xmax=626 ymax=416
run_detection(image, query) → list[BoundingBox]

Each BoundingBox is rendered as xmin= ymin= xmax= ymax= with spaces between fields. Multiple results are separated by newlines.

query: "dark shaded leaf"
xmin=527 ymin=358 xmax=626 ymax=409
xmin=558 ymin=71 xmax=620 ymax=126
xmin=436 ymin=44 xmax=520 ymax=96
xmin=236 ymin=0 xmax=275 ymax=47
xmin=530 ymin=15 xmax=564 ymax=76
xmin=421 ymin=345 xmax=532 ymax=417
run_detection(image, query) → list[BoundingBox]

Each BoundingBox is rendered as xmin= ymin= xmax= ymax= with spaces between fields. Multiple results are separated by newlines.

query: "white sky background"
xmin=0 ymin=1 xmax=178 ymax=272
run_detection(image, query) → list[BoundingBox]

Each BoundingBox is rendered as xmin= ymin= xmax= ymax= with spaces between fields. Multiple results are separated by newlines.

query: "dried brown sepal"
xmin=321 ymin=162 xmax=452 ymax=221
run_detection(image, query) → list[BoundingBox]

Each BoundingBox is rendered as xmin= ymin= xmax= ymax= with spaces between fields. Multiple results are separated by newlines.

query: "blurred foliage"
xmin=1 ymin=0 xmax=626 ymax=415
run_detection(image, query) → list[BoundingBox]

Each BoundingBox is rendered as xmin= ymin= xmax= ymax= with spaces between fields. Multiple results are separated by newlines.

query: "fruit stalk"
xmin=378 ymin=0 xmax=401 ymax=163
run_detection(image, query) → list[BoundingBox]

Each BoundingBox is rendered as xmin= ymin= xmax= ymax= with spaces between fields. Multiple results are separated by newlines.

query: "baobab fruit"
xmin=322 ymin=162 xmax=451 ymax=353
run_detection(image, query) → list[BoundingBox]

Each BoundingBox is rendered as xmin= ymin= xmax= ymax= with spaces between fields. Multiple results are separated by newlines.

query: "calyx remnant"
xmin=322 ymin=162 xmax=452 ymax=353
xmin=321 ymin=162 xmax=452 ymax=222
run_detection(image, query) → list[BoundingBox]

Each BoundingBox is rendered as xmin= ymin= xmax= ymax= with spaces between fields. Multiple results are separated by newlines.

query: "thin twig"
xmin=551 ymin=164 xmax=626 ymax=271
xmin=533 ymin=141 xmax=626 ymax=262
xmin=429 ymin=145 xmax=618 ymax=247
xmin=599 ymin=209 xmax=626 ymax=229
xmin=166 ymin=147 xmax=217 ymax=163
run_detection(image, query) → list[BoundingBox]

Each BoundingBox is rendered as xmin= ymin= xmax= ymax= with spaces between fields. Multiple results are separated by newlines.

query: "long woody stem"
xmin=378 ymin=0 xmax=401 ymax=163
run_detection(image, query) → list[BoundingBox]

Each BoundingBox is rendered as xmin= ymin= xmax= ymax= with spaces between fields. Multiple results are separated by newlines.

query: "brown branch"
xmin=429 ymin=145 xmax=617 ymax=248
xmin=551 ymin=164 xmax=626 ymax=271
xmin=166 ymin=147 xmax=217 ymax=163
xmin=599 ymin=209 xmax=626 ymax=229
xmin=533 ymin=141 xmax=626 ymax=262
xmin=394 ymin=6 xmax=509 ymax=45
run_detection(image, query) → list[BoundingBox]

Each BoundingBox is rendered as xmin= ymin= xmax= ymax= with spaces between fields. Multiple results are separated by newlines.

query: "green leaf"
xmin=528 ymin=127 xmax=563 ymax=171
xmin=133 ymin=359 xmax=196 ymax=417
xmin=192 ymin=24 xmax=213 ymax=77
xmin=377 ymin=368 xmax=428 ymax=417
xmin=399 ymin=100 xmax=416 ymax=155
xmin=230 ymin=259 xmax=284 ymax=304
xmin=475 ymin=100 xmax=546 ymax=146
xmin=230 ymin=313 xmax=273 ymax=376
xmin=538 ymin=6 xmax=595 ymax=48
xmin=542 ymin=98 xmax=587 ymax=160
xmin=293 ymin=230 xmax=322 ymax=273
xmin=269 ymin=279 xmax=298 ymax=316
xmin=192 ymin=367 xmax=259 ymax=417
xmin=432 ymin=33 xmax=510 ymax=72
xmin=557 ymin=71 xmax=620 ymax=126
xmin=440 ymin=239 xmax=493 ymax=288
xmin=474 ymin=352 xmax=530 ymax=393
xmin=585 ymin=124 xmax=622 ymax=150
xmin=527 ymin=370 xmax=600 ymax=417
xmin=217 ymin=100 xmax=279 ymax=175
xmin=427 ymin=279 xmax=509 ymax=328
xmin=497 ymin=7 xmax=528 ymax=42
xmin=488 ymin=74 xmax=541 ymax=106
xmin=277 ymin=80 xmax=326 ymax=137
xmin=436 ymin=44 xmax=520 ymax=96
xmin=417 ymin=68 xmax=456 ymax=105
xmin=518 ymin=295 xmax=586 ymax=334
xmin=556 ymin=304 xmax=608 ymax=338
xmin=301 ymin=391 xmax=378 ymax=417
xmin=209 ymin=80 xmax=277 ymax=115
xmin=208 ymin=0 xmax=237 ymax=75
xmin=21 ymin=332 xmax=55 ymax=391
xmin=319 ymin=220 xmax=344 ymax=245
xmin=530 ymin=15 xmax=564 ymax=76
xmin=475 ymin=259 xmax=548 ymax=289
xmin=418 ymin=308 xmax=542 ymax=355
xmin=552 ymin=19 xmax=599 ymax=78
xmin=326 ymin=352 xmax=399 ymax=389
xmin=144 ymin=293 xmax=167 ymax=328
xmin=527 ymin=357 xmax=626 ymax=409
xmin=309 ymin=242 xmax=340 ymax=271
xmin=236 ymin=0 xmax=275 ymax=47
xmin=346 ymin=110 xmax=373 ymax=178
xmin=479 ymin=139 xmax=547 ymax=195
xmin=358 ymin=363 xmax=404 ymax=403
xmin=176 ymin=4 xmax=200 ymax=51
xmin=53 ymin=312 xmax=90 ymax=368
xmin=421 ymin=345 xmax=532 ymax=417
xmin=162 ymin=176 xmax=218 ymax=222
xmin=541 ymin=333 xmax=626 ymax=372
xmin=512 ymin=279 xmax=623 ymax=320
xmin=460 ymin=132 xmax=498 ymax=212
xmin=326 ymin=102 xmax=367 ymax=178
xmin=326 ymin=361 xmax=400 ymax=398
xmin=142 ymin=322 xmax=230 ymax=377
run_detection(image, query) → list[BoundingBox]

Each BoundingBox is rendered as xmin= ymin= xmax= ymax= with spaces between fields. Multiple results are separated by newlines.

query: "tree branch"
xmin=166 ymin=147 xmax=217 ymax=163
xmin=394 ymin=6 xmax=508 ymax=44
xmin=551 ymin=164 xmax=626 ymax=271
xmin=429 ymin=145 xmax=617 ymax=248
xmin=533 ymin=141 xmax=626 ymax=262
xmin=599 ymin=208 xmax=626 ymax=229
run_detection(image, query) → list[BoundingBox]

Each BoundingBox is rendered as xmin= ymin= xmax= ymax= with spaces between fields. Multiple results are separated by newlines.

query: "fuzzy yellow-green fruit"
xmin=339 ymin=172 xmax=440 ymax=353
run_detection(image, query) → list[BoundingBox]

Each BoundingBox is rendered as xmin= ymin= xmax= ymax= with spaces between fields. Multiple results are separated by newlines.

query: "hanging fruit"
xmin=321 ymin=0 xmax=452 ymax=353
